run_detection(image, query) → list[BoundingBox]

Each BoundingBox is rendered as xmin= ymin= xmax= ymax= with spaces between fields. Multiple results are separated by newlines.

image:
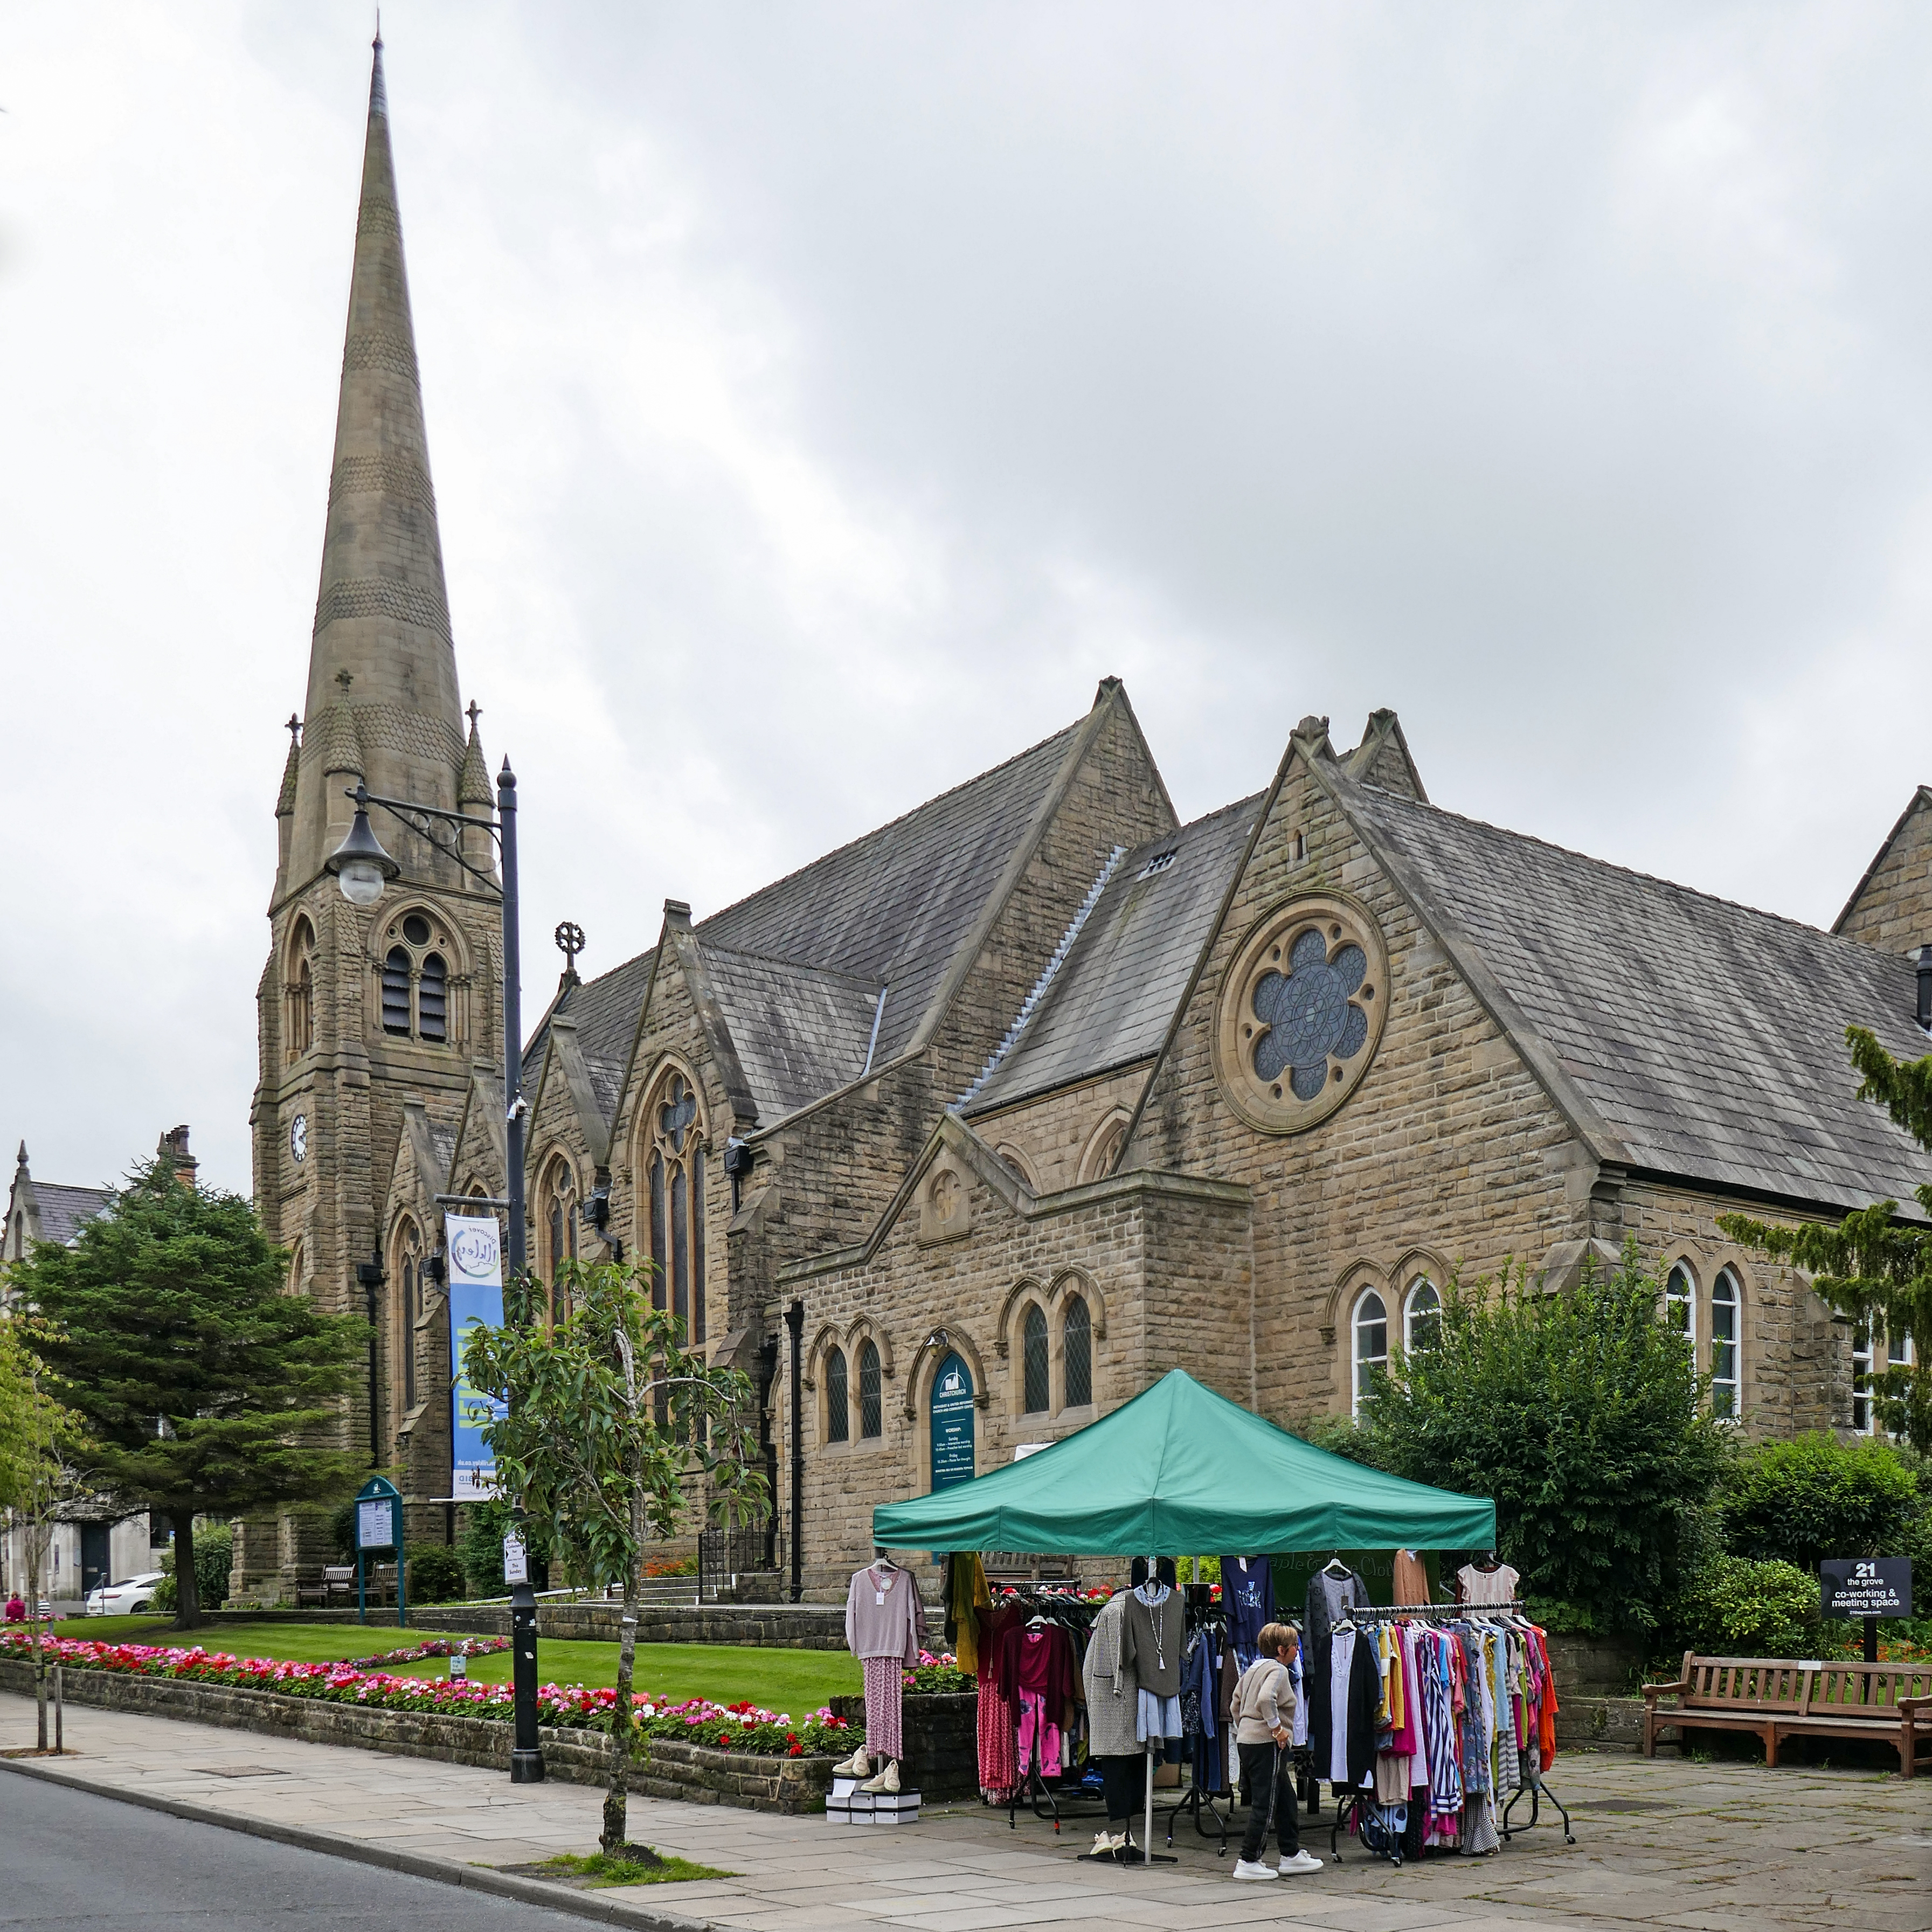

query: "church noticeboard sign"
xmin=930 ymin=1353 xmax=975 ymax=1492
xmin=1820 ymin=1557 xmax=1912 ymax=1619
xmin=356 ymin=1495 xmax=398 ymax=1552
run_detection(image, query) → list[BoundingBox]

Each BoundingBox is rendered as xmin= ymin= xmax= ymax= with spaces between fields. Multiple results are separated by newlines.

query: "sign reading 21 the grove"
xmin=1819 ymin=1557 xmax=1913 ymax=1619
xmin=446 ymin=1213 xmax=507 ymax=1501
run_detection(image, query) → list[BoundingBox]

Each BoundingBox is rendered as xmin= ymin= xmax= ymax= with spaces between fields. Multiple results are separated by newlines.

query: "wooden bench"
xmin=1642 ymin=1651 xmax=1932 ymax=1776
xmin=294 ymin=1566 xmax=358 ymax=1610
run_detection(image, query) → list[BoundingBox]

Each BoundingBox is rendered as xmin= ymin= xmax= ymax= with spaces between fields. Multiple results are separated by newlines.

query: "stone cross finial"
xmin=286 ymin=713 xmax=302 ymax=744
xmin=336 ymin=668 xmax=354 ymax=691
xmin=466 ymin=699 xmax=482 ymax=732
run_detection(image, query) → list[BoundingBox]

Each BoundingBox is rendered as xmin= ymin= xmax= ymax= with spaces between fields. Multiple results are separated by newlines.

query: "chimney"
xmin=158 ymin=1125 xmax=198 ymax=1188
xmin=1919 ymin=947 xmax=1932 ymax=1033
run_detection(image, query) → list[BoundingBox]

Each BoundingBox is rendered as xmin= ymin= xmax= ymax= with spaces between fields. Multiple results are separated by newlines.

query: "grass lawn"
xmin=45 ymin=1616 xmax=861 ymax=1713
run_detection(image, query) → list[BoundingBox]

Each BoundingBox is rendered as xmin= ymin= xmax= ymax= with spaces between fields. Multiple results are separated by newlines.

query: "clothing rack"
xmin=1322 ymin=1601 xmax=1576 ymax=1859
xmin=1156 ymin=1610 xmax=1231 ymax=1855
xmin=994 ymin=1594 xmax=1107 ymax=1836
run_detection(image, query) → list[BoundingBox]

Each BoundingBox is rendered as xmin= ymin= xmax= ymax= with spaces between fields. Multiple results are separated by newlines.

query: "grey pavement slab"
xmin=2 ymin=1692 xmax=1927 ymax=1931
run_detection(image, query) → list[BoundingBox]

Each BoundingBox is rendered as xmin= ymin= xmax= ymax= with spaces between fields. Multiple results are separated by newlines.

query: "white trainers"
xmin=1278 ymin=1850 xmax=1324 ymax=1874
xmin=1231 ymin=1858 xmax=1279 ymax=1880
xmin=859 ymin=1760 xmax=901 ymax=1794
xmin=832 ymin=1745 xmax=871 ymax=1778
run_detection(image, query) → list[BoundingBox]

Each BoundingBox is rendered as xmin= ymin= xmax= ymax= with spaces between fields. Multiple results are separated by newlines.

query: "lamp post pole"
xmin=785 ymin=1299 xmax=805 ymax=1604
xmin=327 ymin=757 xmax=538 ymax=1779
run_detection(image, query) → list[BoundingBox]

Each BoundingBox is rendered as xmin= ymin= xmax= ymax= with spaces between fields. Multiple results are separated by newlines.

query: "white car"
xmin=84 ymin=1571 xmax=167 ymax=1616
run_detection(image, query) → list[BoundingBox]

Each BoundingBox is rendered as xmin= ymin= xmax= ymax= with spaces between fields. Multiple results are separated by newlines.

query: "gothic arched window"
xmin=382 ymin=947 xmax=412 ymax=1035
xmin=1352 ymin=1289 xmax=1388 ymax=1415
xmin=858 ymin=1339 xmax=883 ymax=1439
xmin=539 ymin=1158 xmax=577 ymax=1324
xmin=391 ymin=1218 xmax=422 ymax=1416
xmin=1665 ymin=1263 xmax=1697 ymax=1369
xmin=1063 ymin=1295 xmax=1092 ymax=1408
xmin=1022 ymin=1304 xmax=1049 ymax=1414
xmin=1711 ymin=1268 xmax=1741 ymax=1420
xmin=1403 ymin=1278 xmax=1441 ymax=1355
xmin=418 ymin=954 xmax=447 ymax=1042
xmin=826 ymin=1347 xmax=849 ymax=1443
xmin=644 ymin=1069 xmax=707 ymax=1346
xmin=1852 ymin=1324 xmax=1874 ymax=1433
xmin=286 ymin=919 xmax=314 ymax=1060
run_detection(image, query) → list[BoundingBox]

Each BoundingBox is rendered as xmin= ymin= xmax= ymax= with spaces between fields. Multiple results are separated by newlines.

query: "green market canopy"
xmin=872 ymin=1369 xmax=1495 ymax=1555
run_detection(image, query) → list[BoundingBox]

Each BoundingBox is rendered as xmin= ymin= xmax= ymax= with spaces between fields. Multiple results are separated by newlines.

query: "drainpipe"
xmin=757 ymin=1334 xmax=780 ymax=1573
xmin=785 ymin=1299 xmax=805 ymax=1603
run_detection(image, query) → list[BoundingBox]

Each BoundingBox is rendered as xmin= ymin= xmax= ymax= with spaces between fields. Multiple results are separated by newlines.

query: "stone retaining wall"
xmin=0 ymin=1658 xmax=835 ymax=1812
xmin=1554 ymin=1695 xmax=1644 ymax=1752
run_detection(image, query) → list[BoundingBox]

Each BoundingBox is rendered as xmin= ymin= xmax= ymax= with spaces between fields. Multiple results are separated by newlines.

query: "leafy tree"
xmin=462 ymin=1258 xmax=767 ymax=1853
xmin=12 ymin=1158 xmax=368 ymax=1629
xmin=1719 ymin=1432 xmax=1920 ymax=1572
xmin=0 ymin=1311 xmax=91 ymax=1747
xmin=1358 ymin=1242 xmax=1730 ymax=1631
xmin=1719 ymin=1027 xmax=1929 ymax=1451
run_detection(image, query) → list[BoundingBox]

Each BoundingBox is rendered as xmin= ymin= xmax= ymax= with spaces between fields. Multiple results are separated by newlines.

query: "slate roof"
xmin=1337 ymin=775 xmax=1932 ymax=1214
xmin=695 ymin=721 xmax=1082 ymax=1069
xmin=966 ymin=795 xmax=1264 ymax=1115
xmin=703 ymin=947 xmax=884 ymax=1123
xmin=523 ymin=719 xmax=1084 ymax=1131
xmin=34 ymin=1182 xmax=112 ymax=1245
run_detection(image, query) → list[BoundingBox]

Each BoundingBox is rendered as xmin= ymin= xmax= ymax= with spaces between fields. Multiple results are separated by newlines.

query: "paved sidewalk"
xmin=2 ymin=1693 xmax=1926 ymax=1932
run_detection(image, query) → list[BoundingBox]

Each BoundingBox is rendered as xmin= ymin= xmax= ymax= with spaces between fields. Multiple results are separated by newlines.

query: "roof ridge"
xmin=1349 ymin=779 xmax=1893 ymax=964
xmin=693 ymin=717 xmax=1084 ymax=940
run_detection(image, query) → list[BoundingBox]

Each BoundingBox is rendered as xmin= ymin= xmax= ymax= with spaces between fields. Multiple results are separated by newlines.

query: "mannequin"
xmin=1081 ymin=1558 xmax=1147 ymax=1857
xmin=837 ymin=1547 xmax=927 ymax=1794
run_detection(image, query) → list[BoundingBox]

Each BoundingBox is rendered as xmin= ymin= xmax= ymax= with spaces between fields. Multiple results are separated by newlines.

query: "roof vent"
xmin=1137 ymin=848 xmax=1179 ymax=880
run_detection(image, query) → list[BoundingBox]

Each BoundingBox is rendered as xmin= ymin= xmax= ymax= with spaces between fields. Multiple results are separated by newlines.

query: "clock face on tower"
xmin=290 ymin=1114 xmax=308 ymax=1165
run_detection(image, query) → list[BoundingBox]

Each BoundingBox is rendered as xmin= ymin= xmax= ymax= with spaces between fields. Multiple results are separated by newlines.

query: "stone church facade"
xmin=248 ymin=46 xmax=1930 ymax=1602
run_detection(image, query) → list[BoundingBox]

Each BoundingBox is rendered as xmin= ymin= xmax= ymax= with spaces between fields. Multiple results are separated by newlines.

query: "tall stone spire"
xmin=285 ymin=33 xmax=464 ymax=892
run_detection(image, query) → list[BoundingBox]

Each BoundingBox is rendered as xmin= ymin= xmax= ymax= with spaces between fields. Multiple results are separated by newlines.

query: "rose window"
xmin=1214 ymin=892 xmax=1389 ymax=1133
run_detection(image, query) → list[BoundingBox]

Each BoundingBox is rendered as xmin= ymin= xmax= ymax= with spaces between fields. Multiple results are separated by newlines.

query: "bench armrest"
xmin=1896 ymin=1695 xmax=1932 ymax=1713
xmin=1640 ymin=1678 xmax=1689 ymax=1701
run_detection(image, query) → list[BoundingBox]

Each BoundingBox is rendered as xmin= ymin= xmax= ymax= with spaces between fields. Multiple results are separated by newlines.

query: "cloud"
xmin=4 ymin=0 xmax=1930 ymax=1191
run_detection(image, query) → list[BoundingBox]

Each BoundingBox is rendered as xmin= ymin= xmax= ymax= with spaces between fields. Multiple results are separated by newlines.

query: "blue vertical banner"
xmin=446 ymin=1213 xmax=507 ymax=1501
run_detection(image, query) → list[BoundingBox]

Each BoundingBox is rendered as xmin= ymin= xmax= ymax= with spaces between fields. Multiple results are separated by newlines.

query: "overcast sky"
xmin=5 ymin=1 xmax=1932 ymax=1197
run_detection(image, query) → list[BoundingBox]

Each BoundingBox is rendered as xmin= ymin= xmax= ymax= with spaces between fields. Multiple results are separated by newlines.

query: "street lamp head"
xmin=327 ymin=788 xmax=400 ymax=906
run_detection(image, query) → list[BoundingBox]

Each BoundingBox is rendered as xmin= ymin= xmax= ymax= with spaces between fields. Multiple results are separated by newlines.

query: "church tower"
xmin=246 ymin=37 xmax=503 ymax=1597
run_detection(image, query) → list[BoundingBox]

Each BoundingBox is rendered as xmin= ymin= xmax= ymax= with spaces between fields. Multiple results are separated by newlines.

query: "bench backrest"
xmin=321 ymin=1566 xmax=355 ymax=1582
xmin=1806 ymin=1662 xmax=1932 ymax=1717
xmin=1681 ymin=1654 xmax=1811 ymax=1712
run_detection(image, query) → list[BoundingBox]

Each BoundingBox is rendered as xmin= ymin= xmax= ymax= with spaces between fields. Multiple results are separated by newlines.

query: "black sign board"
xmin=1820 ymin=1557 xmax=1912 ymax=1619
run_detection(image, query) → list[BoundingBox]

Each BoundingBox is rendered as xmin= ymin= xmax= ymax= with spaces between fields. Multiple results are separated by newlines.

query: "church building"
xmin=247 ymin=43 xmax=1930 ymax=1602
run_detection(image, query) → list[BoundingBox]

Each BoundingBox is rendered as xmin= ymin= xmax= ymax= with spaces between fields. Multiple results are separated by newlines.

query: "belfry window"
xmin=1063 ymin=1296 xmax=1092 ymax=1408
xmin=382 ymin=948 xmax=412 ymax=1034
xmin=826 ymin=1347 xmax=849 ymax=1442
xmin=858 ymin=1339 xmax=883 ymax=1440
xmin=378 ymin=912 xmax=457 ymax=1044
xmin=287 ymin=920 xmax=314 ymax=1059
xmin=1022 ymin=1304 xmax=1049 ymax=1414
xmin=644 ymin=1070 xmax=707 ymax=1346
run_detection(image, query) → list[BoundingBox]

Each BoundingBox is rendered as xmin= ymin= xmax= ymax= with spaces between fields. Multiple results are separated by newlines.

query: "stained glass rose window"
xmin=1214 ymin=892 xmax=1389 ymax=1133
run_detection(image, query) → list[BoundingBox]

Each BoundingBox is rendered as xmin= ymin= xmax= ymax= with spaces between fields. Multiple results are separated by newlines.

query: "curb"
xmin=0 ymin=1753 xmax=715 ymax=1932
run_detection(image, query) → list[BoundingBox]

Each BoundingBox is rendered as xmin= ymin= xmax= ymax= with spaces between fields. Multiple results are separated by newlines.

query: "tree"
xmin=1358 ymin=1242 xmax=1730 ymax=1631
xmin=462 ymin=1258 xmax=767 ymax=1854
xmin=1719 ymin=1027 xmax=1930 ymax=1452
xmin=12 ymin=1157 xmax=368 ymax=1629
xmin=1717 ymin=1432 xmax=1920 ymax=1573
xmin=0 ymin=1311 xmax=91 ymax=1747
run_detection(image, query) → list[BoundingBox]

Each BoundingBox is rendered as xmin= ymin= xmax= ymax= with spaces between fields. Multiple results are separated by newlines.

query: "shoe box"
xmin=826 ymin=1775 xmax=922 ymax=1825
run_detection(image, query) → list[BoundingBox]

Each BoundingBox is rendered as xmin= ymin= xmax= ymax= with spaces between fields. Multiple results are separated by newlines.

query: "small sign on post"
xmin=448 ymin=1652 xmax=468 ymax=1682
xmin=352 ymin=1475 xmax=407 ymax=1630
xmin=503 ymin=1533 xmax=530 ymax=1586
xmin=1821 ymin=1557 xmax=1912 ymax=1666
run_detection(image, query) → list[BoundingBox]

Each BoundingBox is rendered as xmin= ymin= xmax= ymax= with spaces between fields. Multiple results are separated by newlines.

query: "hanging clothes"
xmin=1080 ymin=1590 xmax=1140 ymax=1760
xmin=994 ymin=1621 xmax=1077 ymax=1780
xmin=1121 ymin=1579 xmax=1184 ymax=1742
xmin=1303 ymin=1563 xmax=1366 ymax=1780
xmin=944 ymin=1552 xmax=992 ymax=1675
xmin=1218 ymin=1555 xmax=1275 ymax=1666
xmin=1391 ymin=1548 xmax=1430 ymax=1606
xmin=976 ymin=1602 xmax=1022 ymax=1799
xmin=1456 ymin=1560 xmax=1520 ymax=1605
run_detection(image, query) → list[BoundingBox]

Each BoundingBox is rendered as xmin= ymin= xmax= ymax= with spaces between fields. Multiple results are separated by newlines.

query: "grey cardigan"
xmin=1081 ymin=1592 xmax=1140 ymax=1758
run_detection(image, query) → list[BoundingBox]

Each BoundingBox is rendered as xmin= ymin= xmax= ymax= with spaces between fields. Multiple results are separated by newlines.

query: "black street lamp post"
xmin=328 ymin=759 xmax=539 ymax=1778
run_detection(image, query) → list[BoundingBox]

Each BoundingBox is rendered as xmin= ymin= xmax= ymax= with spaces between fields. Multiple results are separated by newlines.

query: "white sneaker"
xmin=1278 ymin=1851 xmax=1324 ymax=1874
xmin=1232 ymin=1858 xmax=1279 ymax=1880
xmin=832 ymin=1746 xmax=871 ymax=1778
xmin=859 ymin=1760 xmax=901 ymax=1794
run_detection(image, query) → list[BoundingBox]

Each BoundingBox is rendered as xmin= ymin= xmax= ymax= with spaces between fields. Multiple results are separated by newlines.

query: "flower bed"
xmin=904 ymin=1649 xmax=973 ymax=1694
xmin=347 ymin=1636 xmax=510 ymax=1669
xmin=0 ymin=1632 xmax=849 ymax=1758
